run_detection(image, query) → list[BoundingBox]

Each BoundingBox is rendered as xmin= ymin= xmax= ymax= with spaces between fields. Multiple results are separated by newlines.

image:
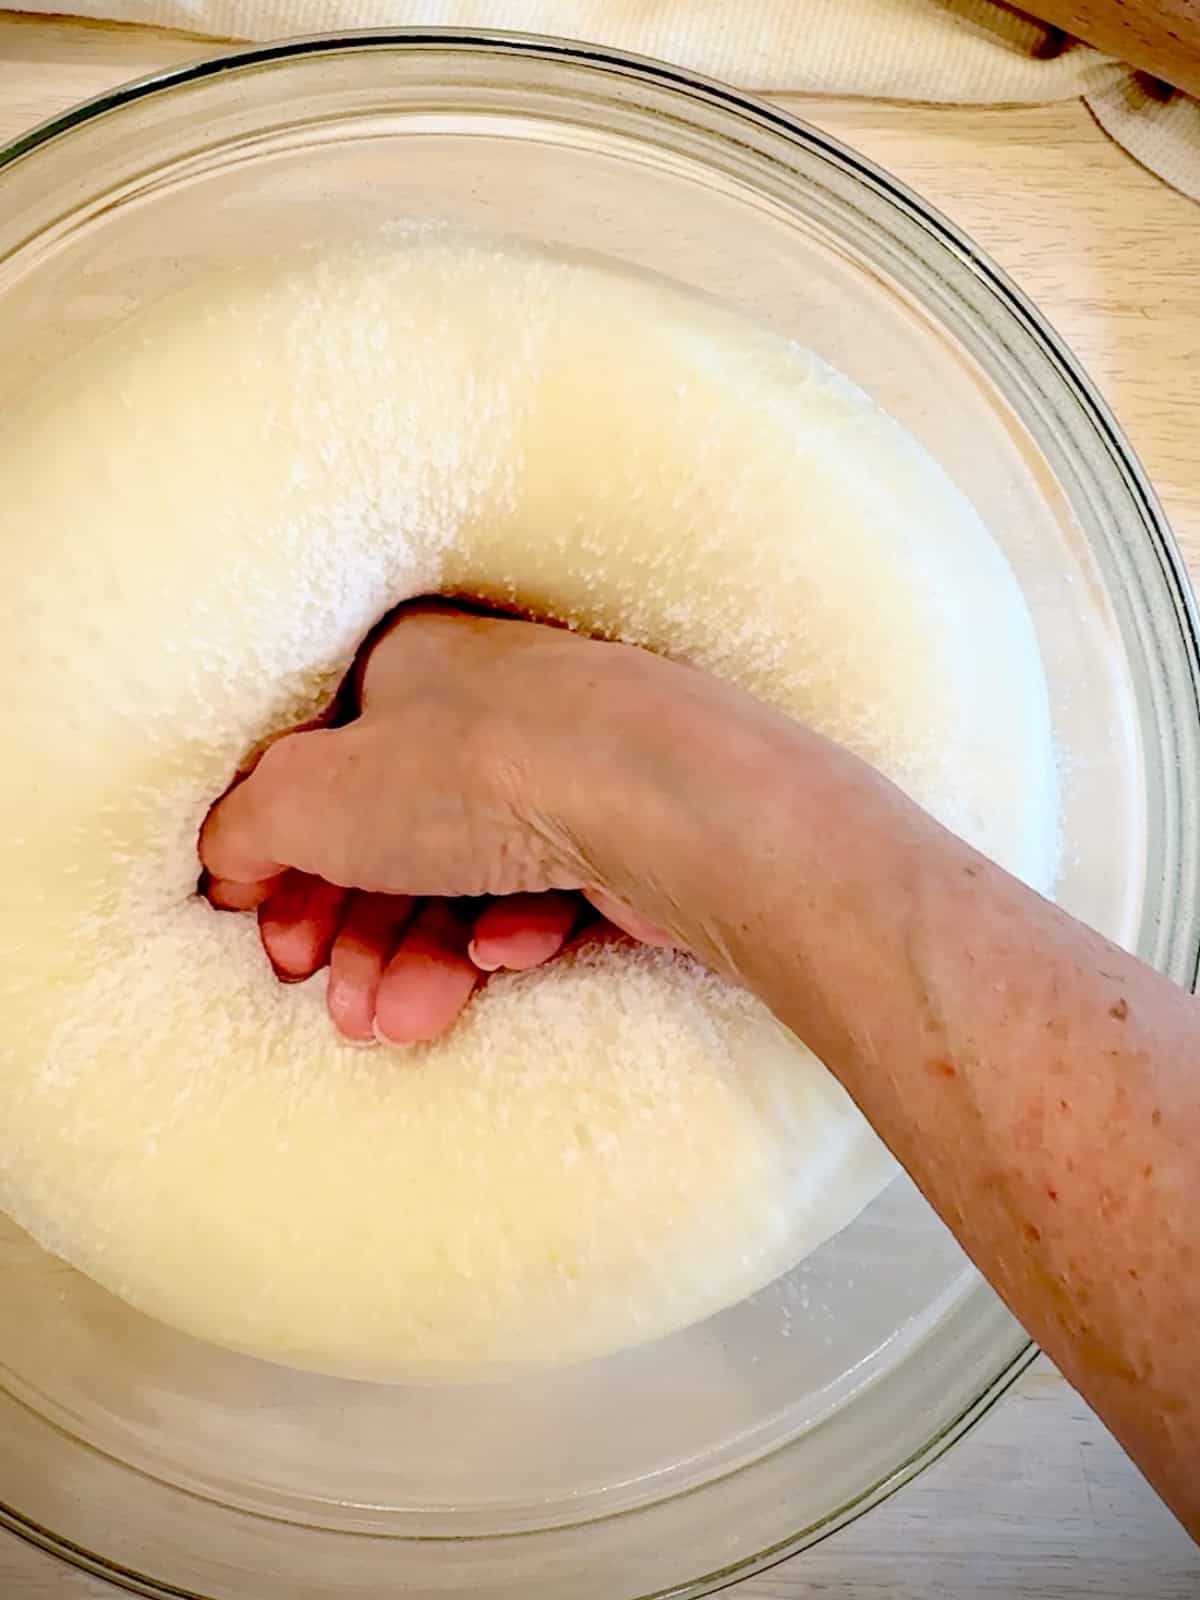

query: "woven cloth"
xmin=9 ymin=0 xmax=1199 ymax=201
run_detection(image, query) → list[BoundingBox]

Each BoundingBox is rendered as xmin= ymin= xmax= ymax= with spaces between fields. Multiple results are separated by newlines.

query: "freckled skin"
xmin=203 ymin=609 xmax=1200 ymax=1539
xmin=724 ymin=763 xmax=1200 ymax=1540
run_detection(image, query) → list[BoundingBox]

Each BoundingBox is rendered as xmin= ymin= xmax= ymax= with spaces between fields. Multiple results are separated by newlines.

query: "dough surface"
xmin=0 ymin=234 xmax=1058 ymax=1382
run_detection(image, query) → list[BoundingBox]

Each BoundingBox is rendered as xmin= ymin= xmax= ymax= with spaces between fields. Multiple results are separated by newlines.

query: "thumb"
xmin=200 ymin=725 xmax=361 ymax=888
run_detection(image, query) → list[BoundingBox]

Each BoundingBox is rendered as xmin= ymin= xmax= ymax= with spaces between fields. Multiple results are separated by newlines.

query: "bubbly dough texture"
xmin=0 ymin=235 xmax=1058 ymax=1382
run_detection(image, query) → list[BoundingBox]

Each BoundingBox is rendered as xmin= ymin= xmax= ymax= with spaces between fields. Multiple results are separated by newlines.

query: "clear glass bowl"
xmin=0 ymin=29 xmax=1197 ymax=1600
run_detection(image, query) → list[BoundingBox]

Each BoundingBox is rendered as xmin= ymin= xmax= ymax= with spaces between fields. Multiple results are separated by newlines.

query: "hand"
xmin=200 ymin=610 xmax=1200 ymax=1536
xmin=200 ymin=606 xmax=674 ymax=1045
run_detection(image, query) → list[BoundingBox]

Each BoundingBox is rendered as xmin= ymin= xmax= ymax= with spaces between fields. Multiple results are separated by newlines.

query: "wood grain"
xmin=0 ymin=14 xmax=1198 ymax=1599
xmin=1020 ymin=0 xmax=1200 ymax=95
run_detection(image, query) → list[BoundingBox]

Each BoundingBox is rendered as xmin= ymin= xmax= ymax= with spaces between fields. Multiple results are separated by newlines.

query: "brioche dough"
xmin=0 ymin=235 xmax=1058 ymax=1382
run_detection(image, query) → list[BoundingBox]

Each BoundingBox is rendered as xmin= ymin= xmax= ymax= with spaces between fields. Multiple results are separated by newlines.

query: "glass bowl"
xmin=0 ymin=29 xmax=1197 ymax=1600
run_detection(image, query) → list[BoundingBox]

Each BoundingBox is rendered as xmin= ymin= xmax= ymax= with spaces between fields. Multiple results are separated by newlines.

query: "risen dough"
xmin=0 ymin=234 xmax=1058 ymax=1382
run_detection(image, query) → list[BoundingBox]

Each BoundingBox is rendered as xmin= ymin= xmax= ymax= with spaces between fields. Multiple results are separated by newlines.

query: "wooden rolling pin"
xmin=1028 ymin=0 xmax=1200 ymax=94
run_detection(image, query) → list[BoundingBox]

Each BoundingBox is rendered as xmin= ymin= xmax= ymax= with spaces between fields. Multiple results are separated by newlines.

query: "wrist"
xmin=550 ymin=649 xmax=801 ymax=958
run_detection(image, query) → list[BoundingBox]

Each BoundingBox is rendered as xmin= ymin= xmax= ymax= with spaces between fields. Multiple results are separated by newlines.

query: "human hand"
xmin=199 ymin=606 xmax=674 ymax=1045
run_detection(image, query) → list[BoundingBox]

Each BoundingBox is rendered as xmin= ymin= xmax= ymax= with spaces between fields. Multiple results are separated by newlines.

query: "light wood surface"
xmin=0 ymin=13 xmax=1198 ymax=1599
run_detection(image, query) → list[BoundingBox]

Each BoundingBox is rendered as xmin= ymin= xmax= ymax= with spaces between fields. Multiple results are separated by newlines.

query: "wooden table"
xmin=1 ymin=13 xmax=1198 ymax=1599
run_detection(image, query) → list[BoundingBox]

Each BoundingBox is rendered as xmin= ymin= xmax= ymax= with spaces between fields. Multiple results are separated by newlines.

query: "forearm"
xmin=201 ymin=608 xmax=1197 ymax=1518
xmin=620 ymin=694 xmax=1200 ymax=1533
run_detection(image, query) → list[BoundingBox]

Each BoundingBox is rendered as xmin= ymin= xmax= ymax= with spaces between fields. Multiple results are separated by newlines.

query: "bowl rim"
xmin=0 ymin=25 xmax=1197 ymax=1600
xmin=0 ymin=1345 xmax=1041 ymax=1600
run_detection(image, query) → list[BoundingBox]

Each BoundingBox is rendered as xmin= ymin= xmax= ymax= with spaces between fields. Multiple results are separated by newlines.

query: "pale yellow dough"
xmin=0 ymin=235 xmax=1058 ymax=1382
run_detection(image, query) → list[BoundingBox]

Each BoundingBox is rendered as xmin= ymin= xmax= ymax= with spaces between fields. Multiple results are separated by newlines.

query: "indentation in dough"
xmin=0 ymin=233 xmax=1058 ymax=1381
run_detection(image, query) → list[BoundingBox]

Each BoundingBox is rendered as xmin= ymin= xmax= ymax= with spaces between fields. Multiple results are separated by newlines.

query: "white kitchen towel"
xmin=9 ymin=1 xmax=1199 ymax=201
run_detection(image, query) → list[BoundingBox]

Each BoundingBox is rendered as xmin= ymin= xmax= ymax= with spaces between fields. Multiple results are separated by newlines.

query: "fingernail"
xmin=269 ymin=953 xmax=320 ymax=983
xmin=373 ymin=1018 xmax=411 ymax=1048
xmin=468 ymin=939 xmax=503 ymax=973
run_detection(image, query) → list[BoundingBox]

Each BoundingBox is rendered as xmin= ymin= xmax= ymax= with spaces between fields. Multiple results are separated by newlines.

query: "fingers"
xmin=206 ymin=874 xmax=280 ymax=911
xmin=199 ymin=776 xmax=284 ymax=887
xmin=259 ymin=882 xmax=478 ymax=1047
xmin=326 ymin=891 xmax=416 ymax=1043
xmin=258 ymin=871 xmax=348 ymax=981
xmin=468 ymin=890 xmax=579 ymax=972
xmin=199 ymin=726 xmax=345 ymax=888
xmin=375 ymin=899 xmax=480 ymax=1046
xmin=231 ymin=882 xmax=661 ymax=1046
